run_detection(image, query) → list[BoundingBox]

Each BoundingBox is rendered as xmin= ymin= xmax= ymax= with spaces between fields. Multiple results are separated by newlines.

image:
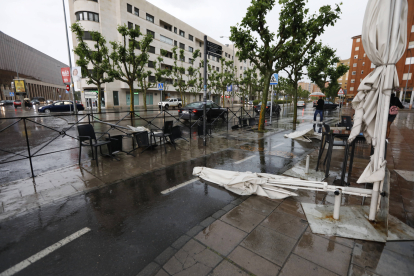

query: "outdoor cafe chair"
xmin=128 ymin=131 xmax=156 ymax=155
xmin=169 ymin=126 xmax=189 ymax=149
xmin=153 ymin=121 xmax=174 ymax=153
xmin=337 ymin=116 xmax=353 ymax=130
xmin=77 ymin=124 xmax=112 ymax=166
xmin=315 ymin=124 xmax=347 ymax=171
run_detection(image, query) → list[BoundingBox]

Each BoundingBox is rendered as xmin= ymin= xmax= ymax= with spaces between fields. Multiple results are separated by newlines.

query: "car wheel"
xmin=178 ymin=104 xmax=182 ymax=108
xmin=44 ymin=109 xmax=51 ymax=114
xmin=165 ymin=104 xmax=169 ymax=110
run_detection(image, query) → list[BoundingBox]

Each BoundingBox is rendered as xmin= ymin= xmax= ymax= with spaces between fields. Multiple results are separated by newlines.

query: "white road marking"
xmin=161 ymin=178 xmax=199 ymax=194
xmin=0 ymin=227 xmax=91 ymax=276
xmin=234 ymin=155 xmax=256 ymax=164
xmin=272 ymin=143 xmax=284 ymax=149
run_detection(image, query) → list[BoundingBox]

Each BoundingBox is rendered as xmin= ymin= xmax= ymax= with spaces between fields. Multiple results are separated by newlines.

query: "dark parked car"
xmin=323 ymin=101 xmax=339 ymax=110
xmin=38 ymin=101 xmax=84 ymax=113
xmin=46 ymin=99 xmax=54 ymax=104
xmin=0 ymin=100 xmax=13 ymax=106
xmin=254 ymin=101 xmax=281 ymax=115
xmin=31 ymin=99 xmax=40 ymax=105
xmin=178 ymin=101 xmax=227 ymax=121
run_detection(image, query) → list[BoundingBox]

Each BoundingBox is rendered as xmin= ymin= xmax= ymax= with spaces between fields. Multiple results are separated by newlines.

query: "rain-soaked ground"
xmin=0 ymin=103 xmax=413 ymax=276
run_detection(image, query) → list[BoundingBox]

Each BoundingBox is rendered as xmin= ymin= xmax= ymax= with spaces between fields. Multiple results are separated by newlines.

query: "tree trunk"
xmin=129 ymin=82 xmax=134 ymax=112
xmin=222 ymin=88 xmax=225 ymax=107
xmin=292 ymin=80 xmax=299 ymax=130
xmin=258 ymin=73 xmax=271 ymax=131
xmin=97 ymin=83 xmax=102 ymax=113
xmin=142 ymin=80 xmax=147 ymax=111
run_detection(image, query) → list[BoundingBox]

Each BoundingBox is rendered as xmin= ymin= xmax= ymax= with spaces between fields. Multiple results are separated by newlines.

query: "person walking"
xmin=314 ymin=97 xmax=324 ymax=122
xmin=387 ymin=92 xmax=404 ymax=138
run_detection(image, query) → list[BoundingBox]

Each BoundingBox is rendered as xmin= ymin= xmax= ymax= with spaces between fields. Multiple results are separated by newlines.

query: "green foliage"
xmin=253 ymin=100 xmax=260 ymax=105
xmin=107 ymin=25 xmax=153 ymax=111
xmin=71 ymin=23 xmax=113 ymax=112
xmin=307 ymin=45 xmax=349 ymax=99
xmin=209 ymin=58 xmax=235 ymax=107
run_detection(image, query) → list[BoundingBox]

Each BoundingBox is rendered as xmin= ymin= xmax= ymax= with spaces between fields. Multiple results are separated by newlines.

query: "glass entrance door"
xmin=126 ymin=93 xmax=139 ymax=106
xmin=113 ymin=91 xmax=119 ymax=106
xmin=146 ymin=93 xmax=153 ymax=105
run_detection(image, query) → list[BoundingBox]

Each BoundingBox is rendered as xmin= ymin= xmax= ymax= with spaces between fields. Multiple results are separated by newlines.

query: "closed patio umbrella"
xmin=348 ymin=0 xmax=407 ymax=220
xmin=309 ymin=92 xmax=326 ymax=97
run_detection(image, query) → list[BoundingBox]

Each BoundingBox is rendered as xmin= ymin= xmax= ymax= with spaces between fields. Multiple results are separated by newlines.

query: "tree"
xmin=171 ymin=47 xmax=200 ymax=105
xmin=281 ymin=1 xmax=342 ymax=129
xmin=230 ymin=0 xmax=327 ymax=131
xmin=307 ymin=46 xmax=349 ymax=99
xmin=107 ymin=25 xmax=152 ymax=112
xmin=210 ymin=58 xmax=234 ymax=107
xmin=71 ymin=23 xmax=113 ymax=113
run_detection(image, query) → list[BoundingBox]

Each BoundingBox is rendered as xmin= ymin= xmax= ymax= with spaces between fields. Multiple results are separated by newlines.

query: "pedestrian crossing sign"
xmin=270 ymin=73 xmax=278 ymax=85
xmin=158 ymin=83 xmax=164 ymax=91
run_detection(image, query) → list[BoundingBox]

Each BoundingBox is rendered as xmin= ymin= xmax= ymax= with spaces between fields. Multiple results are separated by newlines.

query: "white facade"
xmin=69 ymin=0 xmax=254 ymax=108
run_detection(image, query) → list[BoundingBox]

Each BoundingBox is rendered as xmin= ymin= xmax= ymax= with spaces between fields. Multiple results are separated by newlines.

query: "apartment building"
xmin=69 ymin=0 xmax=255 ymax=108
xmin=337 ymin=58 xmax=350 ymax=94
xmin=298 ymin=82 xmax=321 ymax=93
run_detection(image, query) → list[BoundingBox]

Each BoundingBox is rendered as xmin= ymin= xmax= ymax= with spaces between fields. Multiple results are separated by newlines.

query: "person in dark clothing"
xmin=387 ymin=93 xmax=404 ymax=138
xmin=314 ymin=98 xmax=324 ymax=122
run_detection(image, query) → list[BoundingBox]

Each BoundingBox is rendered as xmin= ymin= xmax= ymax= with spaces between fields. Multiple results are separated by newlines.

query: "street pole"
xmin=62 ymin=0 xmax=77 ymax=115
xmin=203 ymin=35 xmax=207 ymax=146
xmin=270 ymin=85 xmax=273 ymax=124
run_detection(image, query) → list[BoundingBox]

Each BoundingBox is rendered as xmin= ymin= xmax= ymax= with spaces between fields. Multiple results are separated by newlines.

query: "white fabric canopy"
xmin=348 ymin=0 xmax=407 ymax=220
xmin=284 ymin=128 xmax=321 ymax=142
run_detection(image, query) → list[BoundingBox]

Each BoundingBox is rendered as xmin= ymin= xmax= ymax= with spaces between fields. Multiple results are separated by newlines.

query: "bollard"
xmin=305 ymin=155 xmax=310 ymax=174
xmin=333 ymin=189 xmax=342 ymax=220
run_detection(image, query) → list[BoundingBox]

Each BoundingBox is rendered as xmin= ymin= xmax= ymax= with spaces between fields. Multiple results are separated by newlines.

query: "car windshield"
xmin=15 ymin=100 xmax=21 ymax=102
xmin=185 ymin=102 xmax=203 ymax=108
xmin=298 ymin=101 xmax=304 ymax=103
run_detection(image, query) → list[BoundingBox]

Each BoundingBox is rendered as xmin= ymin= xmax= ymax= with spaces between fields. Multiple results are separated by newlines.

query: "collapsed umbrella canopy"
xmin=309 ymin=92 xmax=326 ymax=97
xmin=348 ymin=0 xmax=407 ymax=220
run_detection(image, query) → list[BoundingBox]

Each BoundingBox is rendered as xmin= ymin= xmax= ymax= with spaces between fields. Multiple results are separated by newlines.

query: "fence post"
xmin=227 ymin=108 xmax=229 ymax=133
xmin=88 ymin=113 xmax=91 ymax=125
xmin=23 ymin=118 xmax=35 ymax=179
xmin=130 ymin=111 xmax=133 ymax=126
xmin=189 ymin=111 xmax=192 ymax=139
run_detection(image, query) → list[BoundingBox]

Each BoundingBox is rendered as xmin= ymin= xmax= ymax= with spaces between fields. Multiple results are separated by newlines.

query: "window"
xmin=351 ymin=79 xmax=355 ymax=83
xmin=216 ymin=67 xmax=219 ymax=72
xmin=240 ymin=66 xmax=242 ymax=70
xmin=179 ymin=30 xmax=185 ymax=37
xmin=174 ymin=27 xmax=177 ymax=34
xmin=160 ymin=35 xmax=173 ymax=45
xmin=149 ymin=46 xmax=155 ymax=54
xmin=135 ymin=24 xmax=140 ymax=32
xmin=199 ymin=63 xmax=201 ymax=68
xmin=147 ymin=29 xmax=155 ymax=38
xmin=411 ymin=25 xmax=414 ymax=32
xmin=361 ymin=70 xmax=364 ymax=74
xmin=180 ymin=55 xmax=185 ymax=62
xmin=179 ymin=43 xmax=185 ymax=50
xmin=244 ymin=60 xmax=246 ymax=64
xmin=164 ymin=25 xmax=172 ymax=31
xmin=356 ymin=38 xmax=360 ymax=42
xmin=409 ymin=41 xmax=414 ymax=49
xmin=174 ymin=40 xmax=177 ymax=46
xmin=163 ymin=51 xmax=172 ymax=58
xmin=353 ymin=63 xmax=357 ymax=67
xmin=371 ymin=63 xmax=376 ymax=68
xmin=189 ymin=58 xmax=193 ymax=65
xmin=352 ymin=71 xmax=356 ymax=75
xmin=189 ymin=34 xmax=193 ymax=41
xmin=134 ymin=7 xmax=139 ymax=16
xmin=189 ymin=46 xmax=194 ymax=53
xmin=225 ymin=53 xmax=228 ymax=57
xmin=405 ymin=57 xmax=414 ymax=65
xmin=128 ymin=22 xmax=133 ymax=29
xmin=146 ymin=13 xmax=154 ymax=23
xmin=240 ymin=74 xmax=242 ymax=78
xmin=244 ymin=67 xmax=246 ymax=70
xmin=76 ymin=11 xmax=99 ymax=22
xmin=82 ymin=31 xmax=93 ymax=40
xmin=127 ymin=3 xmax=132 ymax=13
xmin=362 ymin=62 xmax=365 ymax=66
xmin=148 ymin=61 xmax=154 ymax=68
xmin=149 ymin=76 xmax=156 ymax=83
xmin=198 ymin=52 xmax=201 ymax=57
xmin=208 ymin=55 xmax=210 ymax=59
xmin=212 ymin=66 xmax=215 ymax=70
xmin=350 ymin=87 xmax=354 ymax=91
xmin=403 ymin=73 xmax=412 ymax=80
xmin=355 ymin=47 xmax=359 ymax=51
xmin=129 ymin=39 xmax=139 ymax=50
xmin=354 ymin=55 xmax=358 ymax=59
xmin=363 ymin=53 xmax=366 ymax=57
xmin=199 ymin=42 xmax=202 ymax=47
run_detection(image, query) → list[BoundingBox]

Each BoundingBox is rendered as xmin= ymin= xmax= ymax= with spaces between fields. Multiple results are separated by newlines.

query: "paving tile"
xmin=276 ymin=199 xmax=306 ymax=219
xmin=384 ymin=241 xmax=414 ymax=259
xmin=220 ymin=205 xmax=266 ymax=233
xmin=39 ymin=184 xmax=78 ymax=202
xmin=241 ymin=225 xmax=296 ymax=266
xmin=228 ymin=246 xmax=280 ymax=276
xmin=211 ymin=209 xmax=227 ymax=219
xmin=163 ymin=239 xmax=222 ymax=276
xmin=137 ymin=262 xmax=161 ymax=276
xmin=348 ymin=264 xmax=379 ymax=276
xmin=221 ymin=203 xmax=236 ymax=212
xmin=154 ymin=269 xmax=169 ymax=276
xmin=195 ymin=220 xmax=247 ymax=256
xmin=293 ymin=232 xmax=352 ymax=276
xmin=305 ymin=227 xmax=355 ymax=249
xmin=279 ymin=254 xmax=337 ymax=276
xmin=239 ymin=195 xmax=280 ymax=216
xmin=200 ymin=217 xmax=216 ymax=227
xmin=209 ymin=260 xmax=250 ymax=276
xmin=231 ymin=198 xmax=245 ymax=205
xmin=352 ymin=240 xmax=414 ymax=276
xmin=154 ymin=246 xmax=177 ymax=266
xmin=186 ymin=225 xmax=204 ymax=237
xmin=261 ymin=209 xmax=307 ymax=239
xmin=171 ymin=235 xmax=192 ymax=250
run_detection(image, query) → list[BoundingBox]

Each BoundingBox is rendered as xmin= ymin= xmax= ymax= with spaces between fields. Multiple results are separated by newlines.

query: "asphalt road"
xmin=0 ymin=103 xmax=341 ymax=275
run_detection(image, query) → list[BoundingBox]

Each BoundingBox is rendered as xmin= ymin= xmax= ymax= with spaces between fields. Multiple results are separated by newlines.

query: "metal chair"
xmin=315 ymin=124 xmax=347 ymax=171
xmin=128 ymin=131 xmax=155 ymax=155
xmin=153 ymin=121 xmax=174 ymax=153
xmin=169 ymin=126 xmax=189 ymax=149
xmin=248 ymin=118 xmax=256 ymax=127
xmin=77 ymin=124 xmax=112 ymax=166
xmin=340 ymin=116 xmax=353 ymax=129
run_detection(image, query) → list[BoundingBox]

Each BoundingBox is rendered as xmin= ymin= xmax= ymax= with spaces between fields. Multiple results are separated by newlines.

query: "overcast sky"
xmin=0 ymin=0 xmax=367 ymax=79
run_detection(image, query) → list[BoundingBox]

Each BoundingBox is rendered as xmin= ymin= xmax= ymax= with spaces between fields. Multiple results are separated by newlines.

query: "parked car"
xmin=46 ymin=99 xmax=54 ymax=104
xmin=158 ymin=98 xmax=182 ymax=110
xmin=14 ymin=100 xmax=21 ymax=108
xmin=31 ymin=99 xmax=40 ymax=105
xmin=323 ymin=101 xmax=339 ymax=110
xmin=248 ymin=101 xmax=253 ymax=106
xmin=297 ymin=101 xmax=306 ymax=107
xmin=178 ymin=101 xmax=227 ymax=121
xmin=253 ymin=101 xmax=281 ymax=115
xmin=31 ymin=97 xmax=45 ymax=103
xmin=38 ymin=101 xmax=84 ymax=113
xmin=0 ymin=100 xmax=13 ymax=106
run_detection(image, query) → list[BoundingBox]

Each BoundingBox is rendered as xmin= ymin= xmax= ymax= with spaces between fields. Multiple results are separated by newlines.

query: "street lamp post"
xmin=220 ymin=36 xmax=235 ymax=108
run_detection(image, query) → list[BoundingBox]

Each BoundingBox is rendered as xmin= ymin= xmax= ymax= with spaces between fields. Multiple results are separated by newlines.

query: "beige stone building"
xmin=69 ymin=0 xmax=256 ymax=108
xmin=337 ymin=58 xmax=350 ymax=95
xmin=298 ymin=82 xmax=321 ymax=93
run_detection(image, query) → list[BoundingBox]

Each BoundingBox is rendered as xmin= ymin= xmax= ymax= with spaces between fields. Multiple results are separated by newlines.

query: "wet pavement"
xmin=0 ymin=103 xmax=413 ymax=276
